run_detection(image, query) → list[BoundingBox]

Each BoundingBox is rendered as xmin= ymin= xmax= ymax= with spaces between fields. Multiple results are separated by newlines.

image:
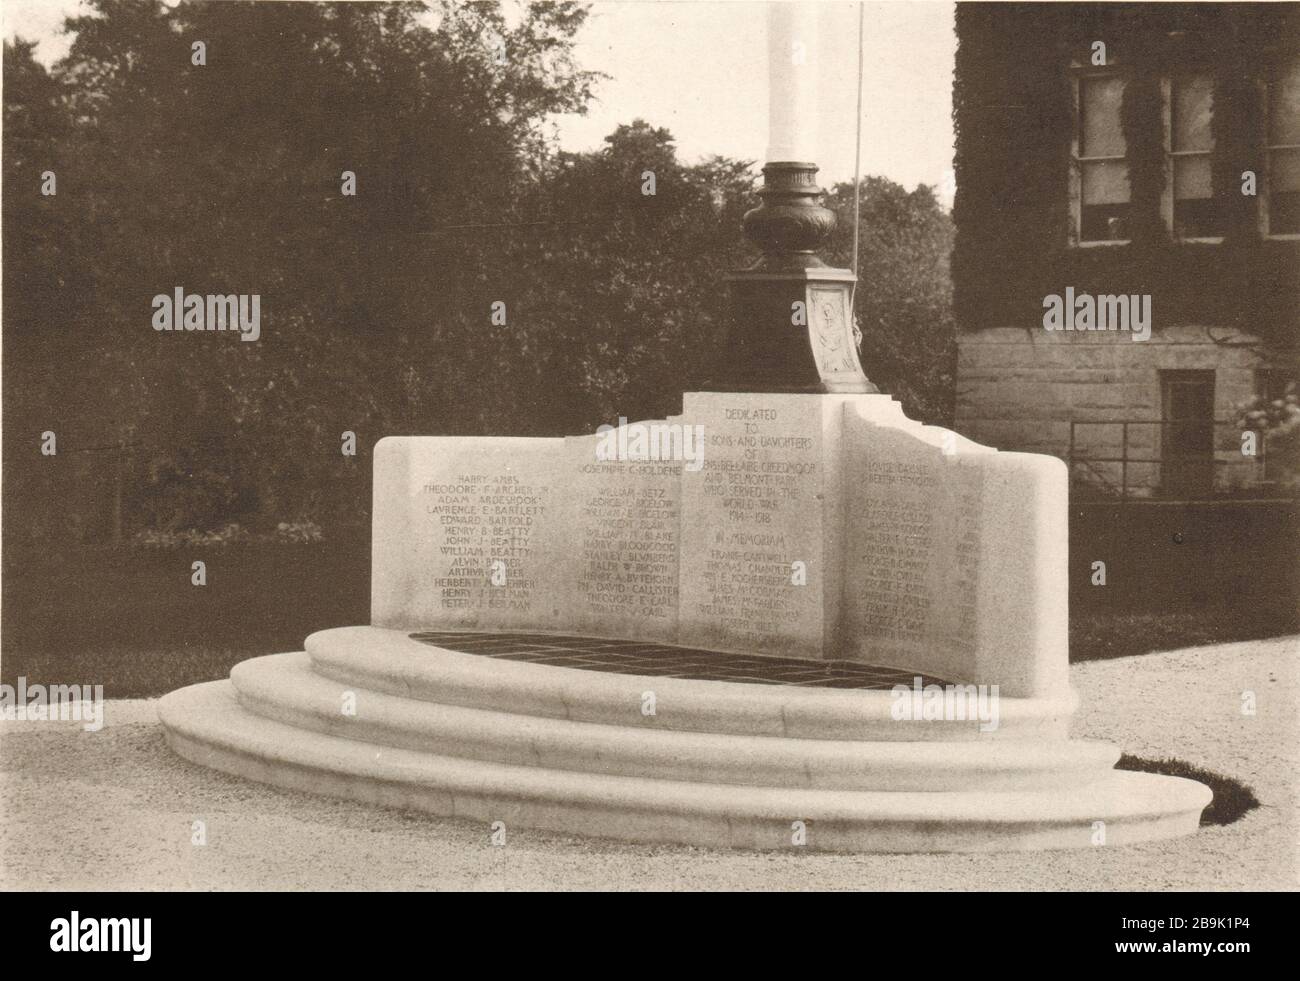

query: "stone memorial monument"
xmin=160 ymin=5 xmax=1211 ymax=851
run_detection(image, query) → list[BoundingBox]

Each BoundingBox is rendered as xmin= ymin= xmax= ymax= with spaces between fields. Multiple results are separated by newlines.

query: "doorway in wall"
xmin=1160 ymin=369 xmax=1216 ymax=498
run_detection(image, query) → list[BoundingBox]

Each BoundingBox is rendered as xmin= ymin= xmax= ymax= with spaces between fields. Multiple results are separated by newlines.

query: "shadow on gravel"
xmin=1116 ymin=754 xmax=1261 ymax=826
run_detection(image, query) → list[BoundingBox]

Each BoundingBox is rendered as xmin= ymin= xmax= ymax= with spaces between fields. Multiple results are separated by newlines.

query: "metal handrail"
xmin=1067 ymin=418 xmax=1273 ymax=498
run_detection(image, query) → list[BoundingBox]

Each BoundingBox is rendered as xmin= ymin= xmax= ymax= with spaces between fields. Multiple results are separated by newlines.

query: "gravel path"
xmin=2 ymin=636 xmax=1295 ymax=891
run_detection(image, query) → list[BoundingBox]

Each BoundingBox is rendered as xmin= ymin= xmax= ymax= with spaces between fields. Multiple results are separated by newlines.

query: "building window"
xmin=1171 ymin=75 xmax=1218 ymax=238
xmin=1265 ymin=54 xmax=1300 ymax=237
xmin=1075 ymin=74 xmax=1130 ymax=243
xmin=1069 ymin=70 xmax=1244 ymax=244
xmin=1256 ymin=367 xmax=1296 ymax=404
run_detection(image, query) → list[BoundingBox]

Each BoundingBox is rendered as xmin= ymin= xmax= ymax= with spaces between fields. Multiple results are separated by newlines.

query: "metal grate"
xmin=409 ymin=631 xmax=951 ymax=690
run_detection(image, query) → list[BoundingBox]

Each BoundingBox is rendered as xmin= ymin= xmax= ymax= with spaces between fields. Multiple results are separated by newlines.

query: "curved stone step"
xmin=306 ymin=626 xmax=1077 ymax=741
xmin=158 ymin=679 xmax=1212 ymax=852
xmin=230 ymin=652 xmax=1120 ymax=792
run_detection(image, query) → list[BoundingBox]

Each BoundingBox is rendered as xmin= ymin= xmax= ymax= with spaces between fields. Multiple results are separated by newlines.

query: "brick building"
xmin=951 ymin=2 xmax=1298 ymax=499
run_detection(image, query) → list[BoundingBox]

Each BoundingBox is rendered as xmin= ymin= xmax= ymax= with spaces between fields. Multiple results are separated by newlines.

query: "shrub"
xmin=1240 ymin=383 xmax=1300 ymax=491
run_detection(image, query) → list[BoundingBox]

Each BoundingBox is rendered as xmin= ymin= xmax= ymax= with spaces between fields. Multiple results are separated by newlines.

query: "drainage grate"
xmin=409 ymin=631 xmax=951 ymax=690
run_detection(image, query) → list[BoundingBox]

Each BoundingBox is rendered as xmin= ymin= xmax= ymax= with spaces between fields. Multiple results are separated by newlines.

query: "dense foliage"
xmin=1241 ymin=383 xmax=1300 ymax=489
xmin=824 ymin=178 xmax=956 ymax=423
xmin=4 ymin=0 xmax=954 ymax=545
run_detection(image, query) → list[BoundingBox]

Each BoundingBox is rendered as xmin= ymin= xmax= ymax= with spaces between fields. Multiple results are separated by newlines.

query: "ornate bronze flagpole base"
xmin=711 ymin=162 xmax=877 ymax=394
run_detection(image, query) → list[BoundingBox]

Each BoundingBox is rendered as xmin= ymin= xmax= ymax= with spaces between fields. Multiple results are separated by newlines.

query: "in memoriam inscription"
xmin=679 ymin=399 xmax=826 ymax=656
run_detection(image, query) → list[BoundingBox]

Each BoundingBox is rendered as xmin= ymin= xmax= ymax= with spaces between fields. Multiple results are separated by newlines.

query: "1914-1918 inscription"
xmin=679 ymin=397 xmax=828 ymax=657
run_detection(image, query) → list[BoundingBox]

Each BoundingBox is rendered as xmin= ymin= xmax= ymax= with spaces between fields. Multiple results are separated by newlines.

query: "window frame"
xmin=1070 ymin=66 xmax=1132 ymax=248
xmin=1262 ymin=56 xmax=1300 ymax=241
xmin=1068 ymin=68 xmax=1227 ymax=247
xmin=1167 ymin=74 xmax=1222 ymax=244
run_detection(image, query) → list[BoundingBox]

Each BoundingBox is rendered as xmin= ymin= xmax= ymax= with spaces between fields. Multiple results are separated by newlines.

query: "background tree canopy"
xmin=3 ymin=0 xmax=955 ymax=545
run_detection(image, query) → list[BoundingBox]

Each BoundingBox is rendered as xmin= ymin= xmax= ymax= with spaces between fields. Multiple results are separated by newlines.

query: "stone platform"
xmin=158 ymin=627 xmax=1212 ymax=852
xmin=159 ymin=391 xmax=1213 ymax=850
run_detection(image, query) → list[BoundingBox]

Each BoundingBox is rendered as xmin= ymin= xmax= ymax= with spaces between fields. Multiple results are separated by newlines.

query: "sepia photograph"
xmin=0 ymin=0 xmax=1295 ymax=935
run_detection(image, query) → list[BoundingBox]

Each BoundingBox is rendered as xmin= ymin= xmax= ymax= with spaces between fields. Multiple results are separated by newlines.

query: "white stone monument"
xmin=159 ymin=5 xmax=1211 ymax=851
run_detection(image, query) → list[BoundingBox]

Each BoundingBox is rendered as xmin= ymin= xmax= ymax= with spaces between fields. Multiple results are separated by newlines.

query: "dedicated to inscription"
xmin=682 ymin=404 xmax=822 ymax=653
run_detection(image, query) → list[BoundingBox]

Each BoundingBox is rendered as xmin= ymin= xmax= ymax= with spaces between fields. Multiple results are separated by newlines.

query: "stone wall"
xmin=370 ymin=392 xmax=1071 ymax=699
xmin=955 ymin=324 xmax=1272 ymax=497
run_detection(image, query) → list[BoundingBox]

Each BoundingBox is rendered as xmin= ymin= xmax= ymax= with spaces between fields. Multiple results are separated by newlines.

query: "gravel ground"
xmin=2 ymin=636 xmax=1296 ymax=891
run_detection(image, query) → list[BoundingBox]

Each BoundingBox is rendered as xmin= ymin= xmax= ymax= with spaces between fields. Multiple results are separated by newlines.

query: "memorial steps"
xmin=309 ymin=627 xmax=1076 ymax=742
xmin=158 ymin=627 xmax=1213 ymax=852
xmin=228 ymin=649 xmax=1120 ymax=791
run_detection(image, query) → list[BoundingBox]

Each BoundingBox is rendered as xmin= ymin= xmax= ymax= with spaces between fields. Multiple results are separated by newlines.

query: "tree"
xmin=4 ymin=0 xmax=599 ymax=541
xmin=4 ymin=3 xmax=958 ymax=544
xmin=491 ymin=120 xmax=752 ymax=435
xmin=825 ymin=178 xmax=956 ymax=425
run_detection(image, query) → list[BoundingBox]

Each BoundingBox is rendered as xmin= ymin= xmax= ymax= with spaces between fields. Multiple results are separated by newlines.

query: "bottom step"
xmin=158 ymin=678 xmax=1211 ymax=852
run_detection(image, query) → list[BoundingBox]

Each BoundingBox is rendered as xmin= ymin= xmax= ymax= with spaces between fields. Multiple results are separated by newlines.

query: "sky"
xmin=3 ymin=0 xmax=957 ymax=196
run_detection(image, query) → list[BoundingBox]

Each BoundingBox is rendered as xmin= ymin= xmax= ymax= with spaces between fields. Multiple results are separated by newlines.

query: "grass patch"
xmin=3 ymin=543 xmax=1295 ymax=696
xmin=1116 ymin=754 xmax=1261 ymax=826
xmin=2 ymin=541 xmax=369 ymax=698
xmin=1070 ymin=610 xmax=1296 ymax=664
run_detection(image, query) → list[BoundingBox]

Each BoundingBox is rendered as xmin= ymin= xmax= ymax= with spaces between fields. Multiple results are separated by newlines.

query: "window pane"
xmin=1269 ymin=55 xmax=1300 ymax=146
xmin=1175 ymin=199 xmax=1220 ymax=238
xmin=1174 ymin=146 xmax=1218 ymax=236
xmin=1256 ymin=369 xmax=1296 ymax=403
xmin=1173 ymin=76 xmax=1214 ymax=152
xmin=1272 ymin=147 xmax=1300 ymax=193
xmin=1081 ymin=204 xmax=1129 ymax=242
xmin=1080 ymin=76 xmax=1126 ymax=157
xmin=1174 ymin=154 xmax=1212 ymax=200
xmin=1082 ymin=158 xmax=1130 ymax=204
xmin=1271 ymin=193 xmax=1300 ymax=234
xmin=1268 ymin=148 xmax=1299 ymax=235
